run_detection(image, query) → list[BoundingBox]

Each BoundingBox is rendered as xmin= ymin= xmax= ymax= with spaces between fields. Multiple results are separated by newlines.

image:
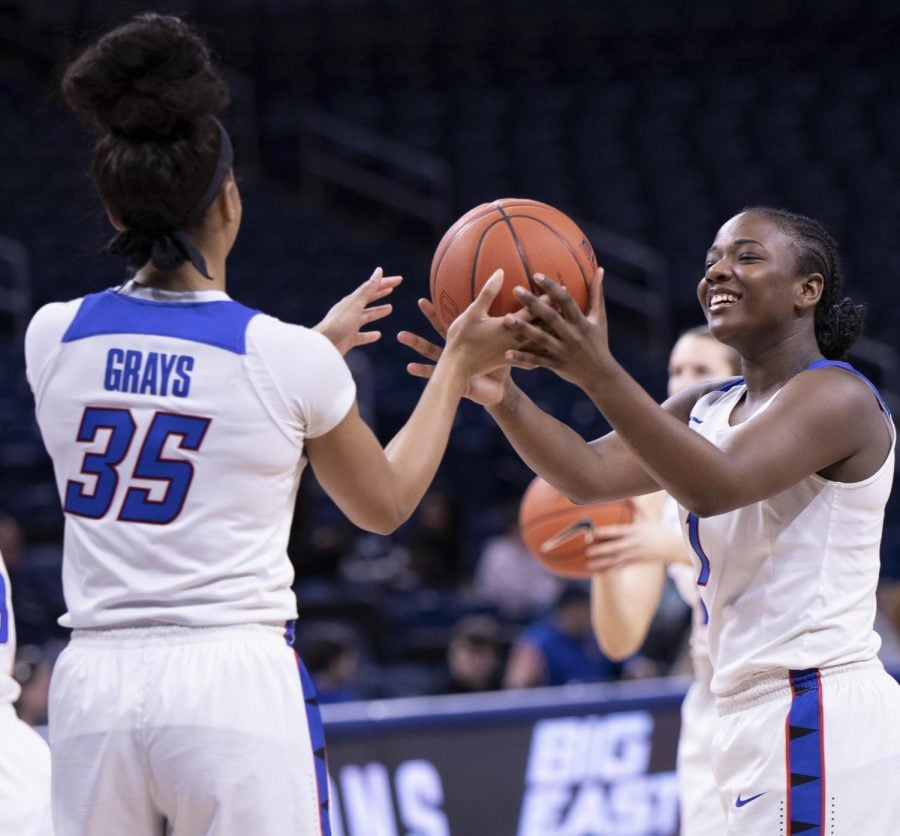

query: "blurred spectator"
xmin=504 ymin=584 xmax=623 ymax=688
xmin=876 ymin=578 xmax=900 ymax=672
xmin=472 ymin=503 xmax=562 ymax=619
xmin=297 ymin=625 xmax=362 ymax=704
xmin=405 ymin=486 xmax=465 ymax=589
xmin=433 ymin=614 xmax=505 ymax=695
xmin=14 ymin=644 xmax=55 ymax=727
xmin=1 ymin=533 xmax=53 ymax=834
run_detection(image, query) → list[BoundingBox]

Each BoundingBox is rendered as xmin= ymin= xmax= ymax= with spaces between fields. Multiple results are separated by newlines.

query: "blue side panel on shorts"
xmin=787 ymin=669 xmax=825 ymax=835
xmin=294 ymin=647 xmax=332 ymax=836
xmin=61 ymin=290 xmax=260 ymax=354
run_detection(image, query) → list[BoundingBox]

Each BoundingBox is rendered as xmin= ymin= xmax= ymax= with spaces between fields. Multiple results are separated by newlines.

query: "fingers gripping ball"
xmin=430 ymin=198 xmax=597 ymax=330
xmin=518 ymin=476 xmax=633 ymax=579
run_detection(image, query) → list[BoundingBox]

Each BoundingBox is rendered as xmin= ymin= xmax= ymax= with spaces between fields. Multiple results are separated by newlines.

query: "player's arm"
xmin=485 ymin=377 xmax=708 ymax=505
xmin=587 ymin=492 xmax=682 ymax=660
xmin=313 ymin=267 xmax=402 ymax=355
xmin=398 ymin=296 xmax=698 ymax=505
xmin=590 ymin=563 xmax=667 ymax=661
xmin=506 ymin=274 xmax=891 ymax=516
xmin=306 ymin=272 xmax=511 ymax=535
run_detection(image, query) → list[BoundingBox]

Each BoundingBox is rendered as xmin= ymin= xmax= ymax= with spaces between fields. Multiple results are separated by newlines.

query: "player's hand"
xmin=397 ymin=271 xmax=513 ymax=406
xmin=584 ymin=501 xmax=682 ymax=573
xmin=315 ymin=267 xmax=403 ymax=356
xmin=502 ymin=268 xmax=615 ymax=388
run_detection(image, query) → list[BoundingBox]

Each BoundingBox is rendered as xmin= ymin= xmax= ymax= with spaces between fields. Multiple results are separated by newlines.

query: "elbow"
xmin=683 ymin=493 xmax=738 ymax=519
xmin=355 ymin=501 xmax=412 ymax=537
xmin=591 ymin=618 xmax=642 ymax=661
xmin=595 ymin=634 xmax=640 ymax=662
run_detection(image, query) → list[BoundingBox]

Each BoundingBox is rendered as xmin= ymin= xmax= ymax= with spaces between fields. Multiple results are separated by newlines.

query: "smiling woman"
xmin=401 ymin=204 xmax=899 ymax=835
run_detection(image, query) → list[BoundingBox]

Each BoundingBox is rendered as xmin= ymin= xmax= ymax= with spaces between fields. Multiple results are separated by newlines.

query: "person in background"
xmin=587 ymin=326 xmax=740 ymax=835
xmin=503 ymin=584 xmax=623 ymax=688
xmin=434 ymin=614 xmax=505 ymax=694
xmin=472 ymin=501 xmax=562 ymax=620
xmin=0 ymin=543 xmax=52 ymax=835
xmin=298 ymin=626 xmax=361 ymax=705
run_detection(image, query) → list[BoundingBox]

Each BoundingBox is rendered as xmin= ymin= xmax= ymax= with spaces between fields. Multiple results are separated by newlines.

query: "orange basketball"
xmin=518 ymin=476 xmax=634 ymax=579
xmin=429 ymin=198 xmax=597 ymax=330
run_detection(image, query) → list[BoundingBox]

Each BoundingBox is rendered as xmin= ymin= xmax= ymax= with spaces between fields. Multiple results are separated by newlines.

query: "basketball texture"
xmin=518 ymin=476 xmax=634 ymax=579
xmin=429 ymin=198 xmax=597 ymax=330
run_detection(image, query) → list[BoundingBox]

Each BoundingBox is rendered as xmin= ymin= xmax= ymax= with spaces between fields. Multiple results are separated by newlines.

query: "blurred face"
xmin=697 ymin=212 xmax=815 ymax=352
xmin=667 ymin=334 xmax=738 ymax=397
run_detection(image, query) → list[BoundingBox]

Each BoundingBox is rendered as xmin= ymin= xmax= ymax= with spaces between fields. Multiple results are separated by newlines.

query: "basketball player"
xmin=25 ymin=14 xmax=506 ymax=836
xmin=402 ymin=207 xmax=899 ymax=834
xmin=0 ymin=549 xmax=53 ymax=835
xmin=586 ymin=327 xmax=739 ymax=836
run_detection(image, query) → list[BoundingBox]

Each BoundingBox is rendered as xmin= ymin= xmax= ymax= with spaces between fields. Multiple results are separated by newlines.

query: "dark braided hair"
xmin=742 ymin=207 xmax=866 ymax=360
xmin=61 ymin=14 xmax=230 ymax=270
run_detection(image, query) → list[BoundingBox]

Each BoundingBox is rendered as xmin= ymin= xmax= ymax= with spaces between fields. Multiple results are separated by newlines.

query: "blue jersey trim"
xmin=714 ymin=376 xmax=744 ymax=392
xmin=805 ymin=358 xmax=891 ymax=417
xmin=61 ymin=290 xmax=260 ymax=355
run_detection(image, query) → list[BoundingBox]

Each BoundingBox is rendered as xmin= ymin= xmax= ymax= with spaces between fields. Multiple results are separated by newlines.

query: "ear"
xmin=795 ymin=272 xmax=824 ymax=313
xmin=218 ymin=177 xmax=240 ymax=224
xmin=105 ymin=208 xmax=125 ymax=231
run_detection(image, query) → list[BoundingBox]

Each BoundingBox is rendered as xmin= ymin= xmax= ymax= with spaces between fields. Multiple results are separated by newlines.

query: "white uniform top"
xmin=24 ymin=281 xmax=356 ymax=629
xmin=0 ymin=552 xmax=20 ymax=705
xmin=680 ymin=362 xmax=895 ymax=696
xmin=664 ymin=495 xmax=710 ymax=666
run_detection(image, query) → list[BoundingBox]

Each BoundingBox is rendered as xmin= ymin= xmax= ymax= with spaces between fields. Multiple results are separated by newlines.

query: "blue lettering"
xmin=101 ymin=350 xmax=193 ymax=398
xmin=139 ymin=352 xmax=159 ymax=395
xmin=173 ymin=356 xmax=193 ymax=398
xmin=104 ymin=348 xmax=125 ymax=391
xmin=159 ymin=354 xmax=177 ymax=397
xmin=123 ymin=350 xmax=142 ymax=393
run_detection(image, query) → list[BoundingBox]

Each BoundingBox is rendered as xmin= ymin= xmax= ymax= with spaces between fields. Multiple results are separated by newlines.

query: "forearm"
xmin=382 ymin=354 xmax=468 ymax=519
xmin=590 ymin=564 xmax=666 ymax=660
xmin=486 ymin=381 xmax=654 ymax=503
xmin=581 ymin=363 xmax=738 ymax=515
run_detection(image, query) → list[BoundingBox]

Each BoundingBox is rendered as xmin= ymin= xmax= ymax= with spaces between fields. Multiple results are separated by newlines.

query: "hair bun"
xmin=62 ymin=13 xmax=229 ymax=139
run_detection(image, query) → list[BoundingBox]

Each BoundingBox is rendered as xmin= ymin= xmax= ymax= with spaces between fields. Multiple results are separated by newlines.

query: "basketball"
xmin=429 ymin=198 xmax=597 ymax=330
xmin=518 ymin=476 xmax=634 ymax=579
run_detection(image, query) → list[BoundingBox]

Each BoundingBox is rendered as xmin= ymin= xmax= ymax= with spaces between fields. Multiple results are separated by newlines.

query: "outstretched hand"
xmin=584 ymin=497 xmax=686 ymax=574
xmin=315 ymin=267 xmax=403 ymax=356
xmin=397 ymin=271 xmax=514 ymax=406
xmin=503 ymin=268 xmax=615 ymax=388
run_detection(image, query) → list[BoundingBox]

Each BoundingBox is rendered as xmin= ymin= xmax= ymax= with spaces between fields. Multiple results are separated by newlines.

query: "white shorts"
xmin=49 ymin=623 xmax=331 ymax=836
xmin=676 ymin=659 xmax=726 ymax=836
xmin=712 ymin=658 xmax=900 ymax=835
xmin=0 ymin=703 xmax=53 ymax=835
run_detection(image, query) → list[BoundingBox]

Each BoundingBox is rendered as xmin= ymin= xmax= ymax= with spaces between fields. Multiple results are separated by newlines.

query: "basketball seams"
xmin=470 ymin=216 xmax=513 ymax=305
xmin=494 ymin=202 xmax=538 ymax=295
xmin=505 ymin=213 xmax=593 ymax=290
xmin=430 ymin=198 xmax=594 ymax=329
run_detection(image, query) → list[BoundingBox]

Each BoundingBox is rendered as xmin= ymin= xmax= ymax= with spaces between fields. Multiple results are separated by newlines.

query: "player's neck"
xmin=133 ymin=260 xmax=227 ymax=293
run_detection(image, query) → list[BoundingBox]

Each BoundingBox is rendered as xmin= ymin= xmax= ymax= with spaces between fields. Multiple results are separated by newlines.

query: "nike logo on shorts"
xmin=735 ymin=792 xmax=766 ymax=808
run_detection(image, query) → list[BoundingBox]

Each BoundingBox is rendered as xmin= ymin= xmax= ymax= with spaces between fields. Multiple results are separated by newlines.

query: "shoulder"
xmin=663 ymin=376 xmax=743 ymax=423
xmin=25 ymin=299 xmax=84 ymax=373
xmin=26 ymin=298 xmax=83 ymax=336
xmin=247 ymin=313 xmax=343 ymax=358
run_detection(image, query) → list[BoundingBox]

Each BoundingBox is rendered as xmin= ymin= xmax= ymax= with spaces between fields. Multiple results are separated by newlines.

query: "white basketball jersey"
xmin=680 ymin=362 xmax=895 ymax=696
xmin=663 ymin=494 xmax=710 ymax=665
xmin=25 ymin=281 xmax=356 ymax=629
xmin=0 ymin=552 xmax=20 ymax=704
